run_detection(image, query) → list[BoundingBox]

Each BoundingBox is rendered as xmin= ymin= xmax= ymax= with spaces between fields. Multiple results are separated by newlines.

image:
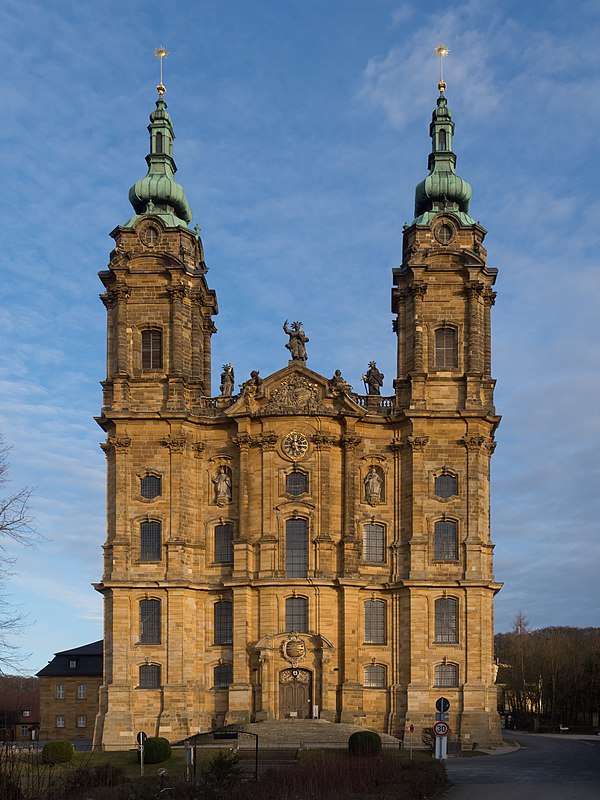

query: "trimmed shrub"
xmin=138 ymin=736 xmax=171 ymax=764
xmin=348 ymin=730 xmax=382 ymax=757
xmin=41 ymin=740 xmax=74 ymax=764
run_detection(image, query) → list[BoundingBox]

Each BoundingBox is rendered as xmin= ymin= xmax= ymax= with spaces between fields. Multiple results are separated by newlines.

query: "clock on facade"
xmin=282 ymin=431 xmax=309 ymax=459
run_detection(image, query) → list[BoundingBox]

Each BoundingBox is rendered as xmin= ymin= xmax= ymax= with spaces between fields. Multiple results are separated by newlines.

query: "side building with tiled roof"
xmin=36 ymin=641 xmax=102 ymax=745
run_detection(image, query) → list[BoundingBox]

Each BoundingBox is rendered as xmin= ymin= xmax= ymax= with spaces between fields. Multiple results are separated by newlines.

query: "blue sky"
xmin=1 ymin=0 xmax=599 ymax=674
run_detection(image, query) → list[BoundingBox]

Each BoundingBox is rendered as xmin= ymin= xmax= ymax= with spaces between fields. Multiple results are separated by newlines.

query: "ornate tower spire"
xmin=125 ymin=48 xmax=193 ymax=229
xmin=413 ymin=46 xmax=474 ymax=226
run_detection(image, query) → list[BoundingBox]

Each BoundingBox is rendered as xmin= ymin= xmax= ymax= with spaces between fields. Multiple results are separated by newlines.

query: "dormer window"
xmin=69 ymin=659 xmax=77 ymax=669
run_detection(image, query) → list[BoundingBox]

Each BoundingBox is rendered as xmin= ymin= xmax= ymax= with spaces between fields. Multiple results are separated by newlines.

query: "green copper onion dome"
xmin=413 ymin=90 xmax=475 ymax=226
xmin=125 ymin=96 xmax=193 ymax=229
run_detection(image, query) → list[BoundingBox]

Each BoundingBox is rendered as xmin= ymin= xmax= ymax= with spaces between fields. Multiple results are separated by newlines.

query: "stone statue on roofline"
xmin=283 ymin=320 xmax=309 ymax=362
xmin=220 ymin=363 xmax=235 ymax=396
xmin=363 ymin=361 xmax=384 ymax=395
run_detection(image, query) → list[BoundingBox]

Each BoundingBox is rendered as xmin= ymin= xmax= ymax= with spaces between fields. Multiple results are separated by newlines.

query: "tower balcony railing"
xmin=351 ymin=395 xmax=396 ymax=415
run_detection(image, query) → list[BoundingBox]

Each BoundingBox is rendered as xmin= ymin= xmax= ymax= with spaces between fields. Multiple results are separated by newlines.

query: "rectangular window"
xmin=434 ymin=520 xmax=458 ymax=561
xmin=56 ymin=684 xmax=65 ymax=700
xmin=364 ymin=600 xmax=386 ymax=644
xmin=77 ymin=716 xmax=86 ymax=728
xmin=141 ymin=329 xmax=163 ymax=370
xmin=77 ymin=684 xmax=86 ymax=699
xmin=140 ymin=599 xmax=161 ymax=644
xmin=22 ymin=710 xmax=30 ymax=718
xmin=364 ymin=665 xmax=386 ymax=688
xmin=56 ymin=716 xmax=65 ymax=728
xmin=20 ymin=726 xmax=29 ymax=737
xmin=214 ymin=663 xmax=233 ymax=688
xmin=435 ymin=597 xmax=458 ymax=643
xmin=139 ymin=664 xmax=161 ymax=689
xmin=435 ymin=327 xmax=458 ymax=369
xmin=286 ymin=597 xmax=308 ymax=632
xmin=140 ymin=521 xmax=162 ymax=561
xmin=214 ymin=524 xmax=234 ymax=563
xmin=435 ymin=663 xmax=459 ymax=687
xmin=363 ymin=524 xmax=385 ymax=562
xmin=69 ymin=659 xmax=77 ymax=669
xmin=286 ymin=519 xmax=308 ymax=578
xmin=214 ymin=601 xmax=233 ymax=645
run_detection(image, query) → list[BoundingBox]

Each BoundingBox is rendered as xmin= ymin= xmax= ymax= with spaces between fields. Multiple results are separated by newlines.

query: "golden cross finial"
xmin=154 ymin=46 xmax=168 ymax=97
xmin=434 ymin=44 xmax=449 ymax=92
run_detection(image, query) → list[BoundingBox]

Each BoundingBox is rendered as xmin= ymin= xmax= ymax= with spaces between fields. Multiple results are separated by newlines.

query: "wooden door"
xmin=279 ymin=668 xmax=312 ymax=719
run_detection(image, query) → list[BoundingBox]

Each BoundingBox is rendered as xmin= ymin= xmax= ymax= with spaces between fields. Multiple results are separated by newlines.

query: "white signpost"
xmin=434 ymin=698 xmax=450 ymax=760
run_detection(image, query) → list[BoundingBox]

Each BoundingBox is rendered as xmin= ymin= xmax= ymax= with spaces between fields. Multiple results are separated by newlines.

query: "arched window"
xmin=214 ymin=663 xmax=233 ymax=688
xmin=435 ymin=663 xmax=458 ymax=687
xmin=434 ymin=520 xmax=458 ymax=561
xmin=155 ymin=131 xmax=163 ymax=153
xmin=286 ymin=597 xmax=308 ymax=632
xmin=435 ymin=597 xmax=458 ymax=643
xmin=434 ymin=471 xmax=457 ymax=499
xmin=141 ymin=474 xmax=161 ymax=499
xmin=139 ymin=599 xmax=161 ymax=644
xmin=214 ymin=524 xmax=234 ymax=563
xmin=364 ymin=600 xmax=386 ymax=644
xmin=435 ymin=327 xmax=457 ymax=369
xmin=141 ymin=329 xmax=163 ymax=370
xmin=286 ymin=519 xmax=308 ymax=578
xmin=286 ymin=470 xmax=308 ymax=496
xmin=140 ymin=521 xmax=161 ymax=561
xmin=139 ymin=663 xmax=161 ymax=689
xmin=438 ymin=129 xmax=447 ymax=150
xmin=214 ymin=601 xmax=233 ymax=645
xmin=364 ymin=664 xmax=386 ymax=688
xmin=363 ymin=524 xmax=385 ymax=563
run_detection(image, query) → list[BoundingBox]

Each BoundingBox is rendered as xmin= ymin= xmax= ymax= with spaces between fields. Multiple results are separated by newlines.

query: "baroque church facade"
xmin=93 ymin=75 xmax=502 ymax=749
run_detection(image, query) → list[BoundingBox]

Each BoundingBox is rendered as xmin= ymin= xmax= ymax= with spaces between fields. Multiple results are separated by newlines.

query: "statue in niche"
xmin=362 ymin=361 xmax=384 ymax=395
xmin=220 ymin=363 xmax=235 ymax=396
xmin=240 ymin=370 xmax=263 ymax=398
xmin=283 ymin=320 xmax=309 ymax=362
xmin=213 ymin=466 xmax=232 ymax=505
xmin=364 ymin=466 xmax=383 ymax=505
xmin=328 ymin=369 xmax=352 ymax=395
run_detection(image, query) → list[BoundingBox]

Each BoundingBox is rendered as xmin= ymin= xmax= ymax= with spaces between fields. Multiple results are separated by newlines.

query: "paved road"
xmin=444 ymin=731 xmax=600 ymax=800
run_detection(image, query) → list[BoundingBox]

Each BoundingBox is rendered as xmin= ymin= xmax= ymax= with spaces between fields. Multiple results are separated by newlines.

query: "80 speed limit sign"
xmin=433 ymin=721 xmax=449 ymax=736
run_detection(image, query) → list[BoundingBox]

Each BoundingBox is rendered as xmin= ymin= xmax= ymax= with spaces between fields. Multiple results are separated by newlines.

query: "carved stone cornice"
xmin=100 ymin=435 xmax=132 ymax=455
xmin=483 ymin=289 xmax=497 ymax=307
xmin=459 ymin=435 xmax=486 ymax=451
xmin=311 ymin=433 xmax=338 ymax=451
xmin=100 ymin=283 xmax=131 ymax=308
xmin=389 ymin=438 xmax=403 ymax=452
xmin=204 ymin=319 xmax=218 ymax=335
xmin=407 ymin=435 xmax=430 ymax=451
xmin=166 ymin=283 xmax=189 ymax=302
xmin=486 ymin=440 xmax=497 ymax=455
xmin=161 ymin=434 xmax=188 ymax=453
xmin=465 ymin=281 xmax=485 ymax=298
xmin=408 ymin=280 xmax=427 ymax=299
xmin=232 ymin=434 xmax=253 ymax=451
xmin=340 ymin=434 xmax=362 ymax=450
xmin=252 ymin=433 xmax=279 ymax=451
xmin=191 ymin=442 xmax=206 ymax=458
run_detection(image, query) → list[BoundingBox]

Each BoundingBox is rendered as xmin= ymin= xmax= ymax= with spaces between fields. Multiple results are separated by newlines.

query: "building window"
xmin=155 ymin=131 xmax=163 ymax=154
xmin=286 ymin=470 xmax=308 ymax=496
xmin=286 ymin=519 xmax=308 ymax=578
xmin=56 ymin=716 xmax=65 ymax=728
xmin=20 ymin=726 xmax=29 ymax=737
xmin=69 ymin=659 xmax=77 ymax=669
xmin=434 ymin=471 xmax=457 ymax=499
xmin=435 ymin=597 xmax=458 ymax=643
xmin=140 ymin=599 xmax=161 ymax=644
xmin=435 ymin=327 xmax=457 ymax=369
xmin=141 ymin=329 xmax=162 ymax=370
xmin=77 ymin=684 xmax=86 ymax=700
xmin=214 ymin=524 xmax=234 ymax=563
xmin=22 ymin=710 xmax=30 ymax=718
xmin=363 ymin=524 xmax=385 ymax=563
xmin=438 ymin=129 xmax=447 ymax=150
xmin=77 ymin=716 xmax=87 ymax=728
xmin=140 ymin=521 xmax=162 ymax=561
xmin=214 ymin=601 xmax=233 ymax=645
xmin=286 ymin=597 xmax=308 ymax=632
xmin=364 ymin=665 xmax=386 ymax=688
xmin=56 ymin=684 xmax=64 ymax=700
xmin=435 ymin=663 xmax=459 ymax=687
xmin=141 ymin=474 xmax=161 ymax=499
xmin=214 ymin=663 xmax=233 ymax=688
xmin=364 ymin=600 xmax=386 ymax=644
xmin=434 ymin=520 xmax=458 ymax=561
xmin=139 ymin=664 xmax=161 ymax=689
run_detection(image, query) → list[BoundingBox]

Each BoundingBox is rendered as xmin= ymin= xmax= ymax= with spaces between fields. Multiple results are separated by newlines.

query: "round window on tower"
xmin=434 ymin=222 xmax=455 ymax=245
xmin=142 ymin=225 xmax=160 ymax=247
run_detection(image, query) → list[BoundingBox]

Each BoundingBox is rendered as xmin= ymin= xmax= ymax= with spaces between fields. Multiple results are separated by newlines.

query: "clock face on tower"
xmin=282 ymin=431 xmax=309 ymax=460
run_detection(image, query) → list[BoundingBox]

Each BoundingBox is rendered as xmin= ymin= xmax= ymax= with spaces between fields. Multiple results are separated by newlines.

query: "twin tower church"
xmin=92 ymin=69 xmax=502 ymax=749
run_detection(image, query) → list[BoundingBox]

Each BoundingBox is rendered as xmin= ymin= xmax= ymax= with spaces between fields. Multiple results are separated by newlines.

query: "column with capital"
xmin=340 ymin=433 xmax=362 ymax=577
xmin=408 ymin=281 xmax=427 ymax=408
xmin=101 ymin=283 xmax=131 ymax=410
xmin=406 ymin=435 xmax=429 ymax=580
xmin=167 ymin=284 xmax=187 ymax=410
xmin=311 ymin=434 xmax=337 ymax=577
xmin=465 ymin=282 xmax=484 ymax=408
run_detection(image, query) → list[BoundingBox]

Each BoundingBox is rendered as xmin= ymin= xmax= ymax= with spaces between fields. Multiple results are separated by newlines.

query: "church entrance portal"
xmin=279 ymin=668 xmax=312 ymax=719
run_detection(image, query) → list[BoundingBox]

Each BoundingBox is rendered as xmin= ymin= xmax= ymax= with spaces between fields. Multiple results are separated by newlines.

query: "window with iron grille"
xmin=77 ymin=684 xmax=86 ymax=700
xmin=364 ymin=664 xmax=386 ymax=688
xmin=141 ymin=474 xmax=161 ymax=499
xmin=214 ymin=601 xmax=233 ymax=645
xmin=286 ymin=597 xmax=308 ymax=632
xmin=364 ymin=600 xmax=386 ymax=644
xmin=434 ymin=472 xmax=457 ymax=499
xmin=286 ymin=519 xmax=308 ymax=578
xmin=434 ymin=520 xmax=458 ymax=561
xmin=363 ymin=524 xmax=385 ymax=562
xmin=141 ymin=329 xmax=162 ymax=370
xmin=435 ymin=663 xmax=458 ymax=687
xmin=286 ymin=470 xmax=308 ymax=496
xmin=139 ymin=664 xmax=161 ymax=689
xmin=140 ymin=599 xmax=161 ymax=644
xmin=214 ymin=524 xmax=234 ymax=563
xmin=56 ymin=684 xmax=64 ymax=700
xmin=214 ymin=663 xmax=233 ymax=688
xmin=140 ymin=521 xmax=162 ymax=561
xmin=435 ymin=597 xmax=458 ymax=643
xmin=435 ymin=327 xmax=457 ymax=369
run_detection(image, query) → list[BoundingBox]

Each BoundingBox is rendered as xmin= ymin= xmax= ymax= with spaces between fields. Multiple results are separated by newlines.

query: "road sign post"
xmin=433 ymin=721 xmax=449 ymax=761
xmin=137 ymin=731 xmax=147 ymax=776
xmin=408 ymin=723 xmax=414 ymax=759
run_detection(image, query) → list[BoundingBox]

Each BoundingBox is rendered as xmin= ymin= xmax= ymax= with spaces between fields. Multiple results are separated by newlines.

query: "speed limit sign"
xmin=433 ymin=721 xmax=449 ymax=736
